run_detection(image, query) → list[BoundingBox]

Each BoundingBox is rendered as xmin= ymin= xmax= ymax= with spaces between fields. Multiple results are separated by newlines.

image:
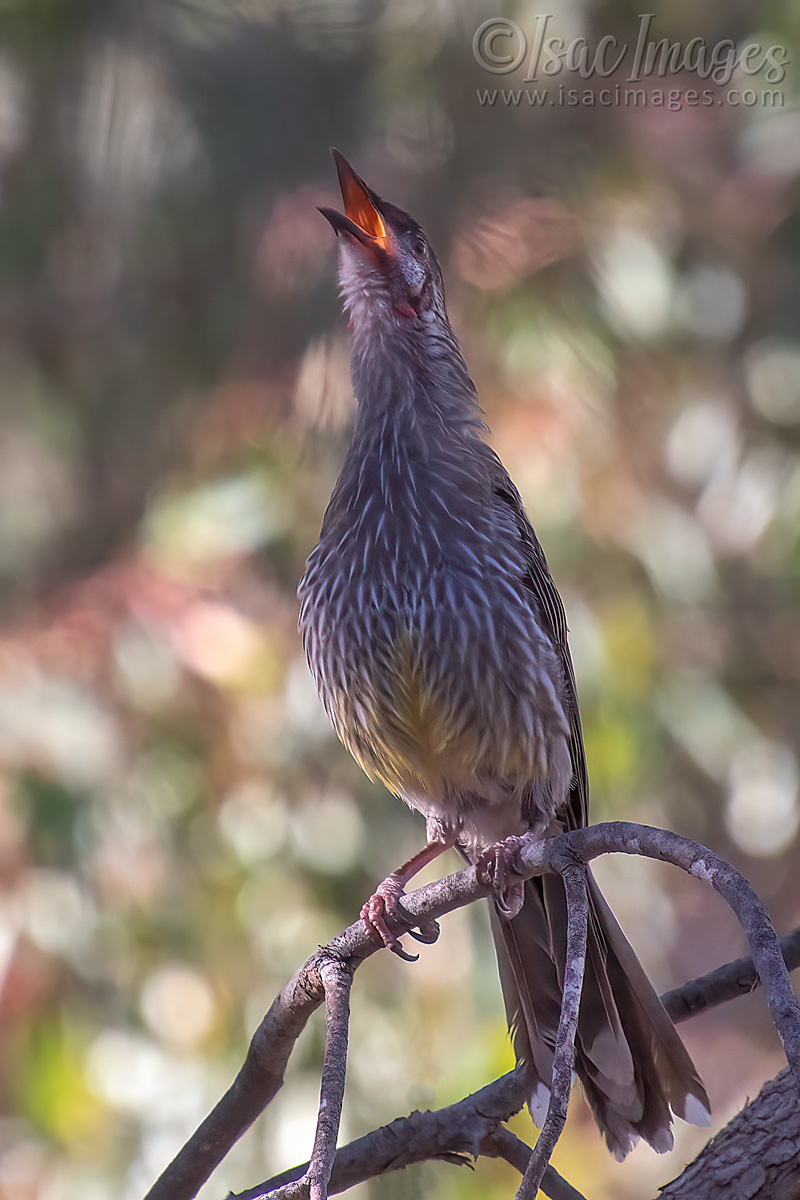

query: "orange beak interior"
xmin=333 ymin=151 xmax=388 ymax=245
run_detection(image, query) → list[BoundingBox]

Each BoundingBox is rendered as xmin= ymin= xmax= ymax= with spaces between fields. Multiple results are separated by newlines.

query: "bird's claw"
xmin=477 ymin=835 xmax=526 ymax=920
xmin=492 ymin=882 xmax=524 ymax=920
xmin=361 ymin=881 xmax=436 ymax=959
xmin=408 ymin=917 xmax=440 ymax=944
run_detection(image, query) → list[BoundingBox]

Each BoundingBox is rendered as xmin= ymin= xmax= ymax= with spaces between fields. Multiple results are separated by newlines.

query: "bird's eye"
xmin=412 ymin=233 xmax=427 ymax=256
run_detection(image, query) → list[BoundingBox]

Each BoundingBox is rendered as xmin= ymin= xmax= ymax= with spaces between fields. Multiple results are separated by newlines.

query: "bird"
xmin=298 ymin=149 xmax=710 ymax=1159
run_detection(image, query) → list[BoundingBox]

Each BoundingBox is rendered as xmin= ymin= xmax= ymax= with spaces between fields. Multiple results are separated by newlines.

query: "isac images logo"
xmin=473 ymin=14 xmax=788 ymax=111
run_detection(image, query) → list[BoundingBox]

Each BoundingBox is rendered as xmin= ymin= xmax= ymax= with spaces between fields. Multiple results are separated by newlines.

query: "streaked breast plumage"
xmin=298 ymin=419 xmax=571 ymax=849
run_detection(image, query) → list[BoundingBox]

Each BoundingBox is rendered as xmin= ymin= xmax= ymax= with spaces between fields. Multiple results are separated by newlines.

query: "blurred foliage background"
xmin=0 ymin=0 xmax=798 ymax=1197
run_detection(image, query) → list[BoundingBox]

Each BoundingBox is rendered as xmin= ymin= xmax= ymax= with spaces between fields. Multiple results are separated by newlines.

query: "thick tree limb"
xmin=657 ymin=1067 xmax=800 ymax=1199
xmin=145 ymin=823 xmax=800 ymax=1200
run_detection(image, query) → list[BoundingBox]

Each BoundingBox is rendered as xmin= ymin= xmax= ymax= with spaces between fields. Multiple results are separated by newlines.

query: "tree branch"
xmin=656 ymin=1067 xmax=800 ymax=1199
xmin=308 ymin=960 xmax=353 ymax=1199
xmin=484 ymin=1128 xmax=587 ymax=1200
xmin=517 ymin=857 xmax=589 ymax=1199
xmin=235 ymin=925 xmax=800 ymax=1200
xmin=660 ymin=926 xmax=800 ymax=1024
xmin=529 ymin=824 xmax=800 ymax=1086
xmin=231 ymin=1071 xmax=585 ymax=1200
xmin=144 ymin=823 xmax=800 ymax=1200
xmin=145 ymin=867 xmax=491 ymax=1200
xmin=245 ymin=958 xmax=356 ymax=1200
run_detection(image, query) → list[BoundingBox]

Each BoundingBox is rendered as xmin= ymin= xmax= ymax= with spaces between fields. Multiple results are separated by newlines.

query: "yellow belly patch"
xmin=341 ymin=631 xmax=538 ymax=797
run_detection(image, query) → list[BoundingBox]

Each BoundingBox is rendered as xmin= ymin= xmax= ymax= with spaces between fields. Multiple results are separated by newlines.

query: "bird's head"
xmin=319 ymin=150 xmax=447 ymax=330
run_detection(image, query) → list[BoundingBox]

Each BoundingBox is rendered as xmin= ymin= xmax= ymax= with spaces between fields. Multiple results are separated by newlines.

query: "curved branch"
xmin=529 ymin=824 xmax=800 ymax=1087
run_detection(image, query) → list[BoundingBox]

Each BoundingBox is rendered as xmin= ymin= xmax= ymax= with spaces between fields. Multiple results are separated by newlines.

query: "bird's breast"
xmin=299 ymin=511 xmax=570 ymax=801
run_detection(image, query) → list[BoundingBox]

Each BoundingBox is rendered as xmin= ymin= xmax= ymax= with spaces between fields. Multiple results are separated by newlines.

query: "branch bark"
xmin=145 ymin=866 xmax=491 ymax=1200
xmin=660 ymin=926 xmax=800 ymax=1023
xmin=657 ymin=1067 xmax=800 ymax=1199
xmin=307 ymin=960 xmax=353 ymax=1200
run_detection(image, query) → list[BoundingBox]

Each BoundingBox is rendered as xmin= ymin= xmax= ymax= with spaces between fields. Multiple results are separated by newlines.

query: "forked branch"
xmin=241 ymin=928 xmax=800 ymax=1200
xmin=144 ymin=823 xmax=800 ymax=1200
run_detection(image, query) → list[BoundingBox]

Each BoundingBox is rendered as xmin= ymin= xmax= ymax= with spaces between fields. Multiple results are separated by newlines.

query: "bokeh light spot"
xmin=140 ymin=965 xmax=217 ymax=1048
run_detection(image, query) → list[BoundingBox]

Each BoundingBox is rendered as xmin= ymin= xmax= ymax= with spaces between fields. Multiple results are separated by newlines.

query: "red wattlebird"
xmin=298 ymin=151 xmax=710 ymax=1158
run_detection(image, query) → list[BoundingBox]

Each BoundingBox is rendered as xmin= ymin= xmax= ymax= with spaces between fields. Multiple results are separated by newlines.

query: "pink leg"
xmin=476 ymin=835 xmax=526 ymax=920
xmin=361 ymin=834 xmax=457 ymax=959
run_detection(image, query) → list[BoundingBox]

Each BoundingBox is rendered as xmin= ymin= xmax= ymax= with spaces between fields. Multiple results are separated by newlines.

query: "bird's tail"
xmin=490 ymin=870 xmax=710 ymax=1160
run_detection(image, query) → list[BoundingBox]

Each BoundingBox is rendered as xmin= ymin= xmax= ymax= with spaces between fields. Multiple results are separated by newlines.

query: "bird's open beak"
xmin=319 ymin=149 xmax=390 ymax=254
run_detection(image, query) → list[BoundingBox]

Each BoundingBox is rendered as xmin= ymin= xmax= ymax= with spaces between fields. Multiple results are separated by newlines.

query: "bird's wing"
xmin=488 ymin=456 xmax=589 ymax=831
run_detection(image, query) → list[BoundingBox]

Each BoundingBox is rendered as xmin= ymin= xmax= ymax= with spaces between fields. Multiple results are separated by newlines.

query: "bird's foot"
xmin=476 ymin=835 xmax=526 ymax=920
xmin=360 ymin=874 xmax=440 ymax=961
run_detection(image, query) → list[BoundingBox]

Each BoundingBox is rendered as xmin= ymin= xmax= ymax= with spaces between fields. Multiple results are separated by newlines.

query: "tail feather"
xmin=490 ymin=871 xmax=710 ymax=1159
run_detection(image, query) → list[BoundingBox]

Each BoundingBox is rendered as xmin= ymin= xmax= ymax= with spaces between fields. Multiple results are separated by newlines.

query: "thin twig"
xmin=661 ymin=926 xmax=800 ymax=1023
xmin=516 ymin=858 xmax=589 ymax=1199
xmin=144 ymin=955 xmax=325 ymax=1200
xmin=488 ymin=1128 xmax=587 ymax=1200
xmin=480 ymin=1126 xmax=588 ymax=1199
xmin=246 ymin=960 xmax=355 ymax=1200
xmin=478 ymin=1125 xmax=533 ymax=1175
xmin=308 ymin=959 xmax=353 ymax=1200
